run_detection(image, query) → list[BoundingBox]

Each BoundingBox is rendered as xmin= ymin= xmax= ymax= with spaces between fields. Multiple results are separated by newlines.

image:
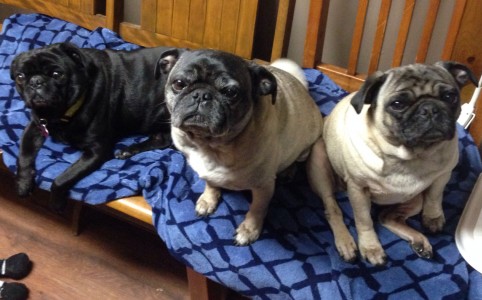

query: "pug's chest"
xmin=184 ymin=148 xmax=268 ymax=191
xmin=363 ymin=160 xmax=450 ymax=205
xmin=365 ymin=173 xmax=431 ymax=205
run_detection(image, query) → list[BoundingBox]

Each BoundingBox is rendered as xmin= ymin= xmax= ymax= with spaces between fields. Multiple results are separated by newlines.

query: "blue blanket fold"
xmin=1 ymin=13 xmax=481 ymax=300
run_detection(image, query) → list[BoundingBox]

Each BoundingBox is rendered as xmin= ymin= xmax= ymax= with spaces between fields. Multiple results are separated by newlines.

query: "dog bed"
xmin=1 ymin=14 xmax=481 ymax=299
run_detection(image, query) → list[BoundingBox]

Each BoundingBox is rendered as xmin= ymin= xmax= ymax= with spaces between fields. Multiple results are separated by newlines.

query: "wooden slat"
xmin=234 ymin=0 xmax=258 ymax=58
xmin=69 ymin=0 xmax=82 ymax=11
xmin=219 ymin=0 xmax=241 ymax=53
xmin=391 ymin=0 xmax=415 ymax=67
xmin=303 ymin=0 xmax=330 ymax=68
xmin=415 ymin=0 xmax=441 ymax=63
xmin=81 ymin=0 xmax=95 ymax=14
xmin=347 ymin=0 xmax=368 ymax=75
xmin=368 ymin=0 xmax=392 ymax=74
xmin=156 ymin=0 xmax=173 ymax=36
xmin=186 ymin=267 xmax=228 ymax=300
xmin=270 ymin=0 xmax=296 ymax=61
xmin=105 ymin=196 xmax=152 ymax=225
xmin=187 ymin=267 xmax=210 ymax=300
xmin=441 ymin=0 xmax=468 ymax=60
xmin=141 ymin=0 xmax=159 ymax=32
xmin=317 ymin=63 xmax=366 ymax=92
xmin=58 ymin=0 xmax=69 ymax=7
xmin=188 ymin=0 xmax=207 ymax=45
xmin=203 ymin=0 xmax=223 ymax=50
xmin=171 ymin=0 xmax=190 ymax=40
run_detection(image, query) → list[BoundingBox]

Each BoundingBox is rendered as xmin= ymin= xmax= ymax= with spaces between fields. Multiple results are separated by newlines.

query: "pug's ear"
xmin=351 ymin=71 xmax=387 ymax=114
xmin=435 ymin=61 xmax=478 ymax=88
xmin=248 ymin=63 xmax=278 ymax=104
xmin=155 ymin=48 xmax=186 ymax=79
xmin=58 ymin=42 xmax=86 ymax=68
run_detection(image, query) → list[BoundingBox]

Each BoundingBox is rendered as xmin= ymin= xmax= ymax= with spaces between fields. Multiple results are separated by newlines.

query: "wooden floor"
xmin=0 ymin=170 xmax=243 ymax=299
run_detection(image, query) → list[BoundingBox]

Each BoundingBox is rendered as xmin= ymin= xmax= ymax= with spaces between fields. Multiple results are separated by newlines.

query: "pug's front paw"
xmin=234 ymin=220 xmax=262 ymax=246
xmin=335 ymin=232 xmax=358 ymax=263
xmin=16 ymin=176 xmax=35 ymax=197
xmin=422 ymin=214 xmax=445 ymax=233
xmin=195 ymin=190 xmax=220 ymax=216
xmin=115 ymin=149 xmax=135 ymax=160
xmin=358 ymin=232 xmax=386 ymax=266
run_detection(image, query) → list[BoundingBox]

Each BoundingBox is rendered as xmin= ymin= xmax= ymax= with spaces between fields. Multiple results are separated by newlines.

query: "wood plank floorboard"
xmin=0 ymin=170 xmax=190 ymax=300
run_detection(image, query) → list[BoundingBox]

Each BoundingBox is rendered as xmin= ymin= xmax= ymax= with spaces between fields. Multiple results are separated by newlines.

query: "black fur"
xmin=10 ymin=42 xmax=172 ymax=211
xmin=350 ymin=71 xmax=387 ymax=114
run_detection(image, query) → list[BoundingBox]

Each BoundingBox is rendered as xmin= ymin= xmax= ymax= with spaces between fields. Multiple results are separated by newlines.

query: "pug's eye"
xmin=51 ymin=71 xmax=64 ymax=80
xmin=15 ymin=73 xmax=26 ymax=84
xmin=222 ymin=87 xmax=238 ymax=98
xmin=172 ymin=80 xmax=187 ymax=92
xmin=389 ymin=100 xmax=408 ymax=111
xmin=441 ymin=91 xmax=458 ymax=104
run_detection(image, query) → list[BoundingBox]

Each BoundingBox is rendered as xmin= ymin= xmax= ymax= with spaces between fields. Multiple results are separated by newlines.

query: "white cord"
xmin=457 ymin=74 xmax=482 ymax=129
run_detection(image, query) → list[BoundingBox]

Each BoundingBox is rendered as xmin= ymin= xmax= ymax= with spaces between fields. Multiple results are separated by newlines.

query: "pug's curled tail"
xmin=270 ymin=58 xmax=308 ymax=90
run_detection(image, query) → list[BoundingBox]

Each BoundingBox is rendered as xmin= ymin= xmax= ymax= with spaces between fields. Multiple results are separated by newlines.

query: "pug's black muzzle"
xmin=400 ymin=101 xmax=456 ymax=147
xmin=174 ymin=88 xmax=227 ymax=135
xmin=23 ymin=76 xmax=56 ymax=108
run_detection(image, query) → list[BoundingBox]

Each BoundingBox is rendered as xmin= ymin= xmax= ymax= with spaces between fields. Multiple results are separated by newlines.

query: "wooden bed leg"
xmin=71 ymin=201 xmax=83 ymax=236
xmin=186 ymin=267 xmax=228 ymax=300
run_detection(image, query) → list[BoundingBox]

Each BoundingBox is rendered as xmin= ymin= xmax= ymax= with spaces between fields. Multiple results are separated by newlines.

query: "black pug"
xmin=10 ymin=42 xmax=172 ymax=211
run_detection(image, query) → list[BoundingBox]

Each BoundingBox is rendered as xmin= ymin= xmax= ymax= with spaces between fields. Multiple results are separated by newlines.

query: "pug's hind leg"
xmin=196 ymin=182 xmax=221 ymax=216
xmin=379 ymin=195 xmax=433 ymax=259
xmin=306 ymin=137 xmax=358 ymax=262
xmin=235 ymin=184 xmax=274 ymax=246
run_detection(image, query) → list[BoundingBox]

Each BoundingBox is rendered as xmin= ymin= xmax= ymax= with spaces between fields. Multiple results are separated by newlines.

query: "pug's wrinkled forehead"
xmin=383 ymin=64 xmax=457 ymax=95
xmin=172 ymin=50 xmax=250 ymax=85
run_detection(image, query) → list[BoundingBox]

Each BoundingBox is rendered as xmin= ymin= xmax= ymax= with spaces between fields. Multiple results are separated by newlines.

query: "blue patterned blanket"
xmin=1 ymin=14 xmax=481 ymax=299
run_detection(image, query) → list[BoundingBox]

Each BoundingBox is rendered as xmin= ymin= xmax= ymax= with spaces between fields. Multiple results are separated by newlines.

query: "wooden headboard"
xmin=302 ymin=0 xmax=482 ymax=152
xmin=0 ymin=0 xmax=293 ymax=61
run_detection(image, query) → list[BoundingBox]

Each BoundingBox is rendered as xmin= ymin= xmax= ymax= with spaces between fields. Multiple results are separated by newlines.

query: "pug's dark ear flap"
xmin=248 ymin=63 xmax=277 ymax=104
xmin=59 ymin=42 xmax=86 ymax=68
xmin=351 ymin=71 xmax=387 ymax=114
xmin=435 ymin=61 xmax=478 ymax=88
xmin=155 ymin=48 xmax=185 ymax=79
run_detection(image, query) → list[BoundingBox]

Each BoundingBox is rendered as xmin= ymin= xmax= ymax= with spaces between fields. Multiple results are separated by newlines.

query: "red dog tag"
xmin=38 ymin=119 xmax=49 ymax=137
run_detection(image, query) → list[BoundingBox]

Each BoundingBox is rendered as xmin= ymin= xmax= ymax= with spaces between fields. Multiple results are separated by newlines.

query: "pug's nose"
xmin=419 ymin=103 xmax=439 ymax=118
xmin=29 ymin=75 xmax=45 ymax=89
xmin=193 ymin=91 xmax=213 ymax=102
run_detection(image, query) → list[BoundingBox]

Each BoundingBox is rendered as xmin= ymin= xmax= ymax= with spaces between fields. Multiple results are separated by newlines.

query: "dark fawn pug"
xmin=10 ymin=42 xmax=172 ymax=211
xmin=321 ymin=61 xmax=477 ymax=265
xmin=158 ymin=49 xmax=330 ymax=245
